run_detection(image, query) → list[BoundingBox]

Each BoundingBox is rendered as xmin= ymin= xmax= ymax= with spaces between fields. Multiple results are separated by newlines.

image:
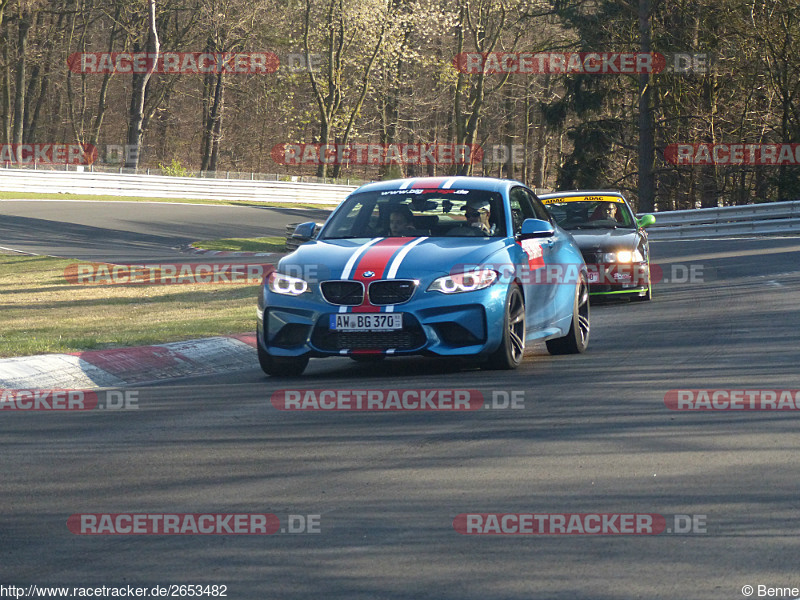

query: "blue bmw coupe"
xmin=257 ymin=176 xmax=590 ymax=376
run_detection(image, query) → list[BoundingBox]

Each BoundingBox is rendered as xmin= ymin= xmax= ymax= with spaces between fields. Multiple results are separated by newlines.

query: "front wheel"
xmin=485 ymin=285 xmax=526 ymax=370
xmin=546 ymin=275 xmax=590 ymax=355
xmin=257 ymin=342 xmax=309 ymax=376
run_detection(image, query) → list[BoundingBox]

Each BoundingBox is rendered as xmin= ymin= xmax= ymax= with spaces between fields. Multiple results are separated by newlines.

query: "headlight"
xmin=428 ymin=269 xmax=498 ymax=294
xmin=267 ymin=271 xmax=309 ymax=295
xmin=602 ymin=250 xmax=643 ymax=263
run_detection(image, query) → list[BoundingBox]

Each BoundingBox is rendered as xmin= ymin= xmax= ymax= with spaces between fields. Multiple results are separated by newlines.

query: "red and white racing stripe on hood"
xmin=339 ymin=237 xmax=427 ymax=313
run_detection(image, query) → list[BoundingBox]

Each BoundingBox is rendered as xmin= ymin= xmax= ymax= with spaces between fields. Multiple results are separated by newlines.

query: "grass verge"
xmin=191 ymin=236 xmax=287 ymax=253
xmin=0 ymin=253 xmax=261 ymax=358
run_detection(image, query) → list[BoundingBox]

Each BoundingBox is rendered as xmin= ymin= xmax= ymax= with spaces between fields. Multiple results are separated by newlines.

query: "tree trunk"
xmin=1 ymin=36 xmax=11 ymax=144
xmin=205 ymin=72 xmax=225 ymax=172
xmin=522 ymin=88 xmax=531 ymax=185
xmin=699 ymin=71 xmax=718 ymax=207
xmin=379 ymin=60 xmax=401 ymax=180
xmin=502 ymin=90 xmax=514 ymax=180
xmin=637 ymin=0 xmax=655 ymax=212
xmin=12 ymin=11 xmax=32 ymax=147
xmin=125 ymin=0 xmax=159 ymax=170
xmin=90 ymin=5 xmax=120 ymax=149
xmin=200 ymin=69 xmax=212 ymax=170
xmin=305 ymin=0 xmax=341 ymax=179
xmin=331 ymin=23 xmax=385 ymax=179
xmin=23 ymin=67 xmax=47 ymax=144
xmin=0 ymin=0 xmax=11 ymax=28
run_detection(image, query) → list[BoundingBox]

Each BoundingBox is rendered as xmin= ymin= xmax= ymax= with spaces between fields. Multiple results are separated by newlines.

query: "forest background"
xmin=1 ymin=0 xmax=798 ymax=212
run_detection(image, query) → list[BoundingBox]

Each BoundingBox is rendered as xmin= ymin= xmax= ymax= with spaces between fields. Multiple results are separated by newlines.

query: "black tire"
xmin=546 ymin=275 xmax=590 ymax=355
xmin=485 ymin=285 xmax=526 ymax=370
xmin=257 ymin=341 xmax=309 ymax=377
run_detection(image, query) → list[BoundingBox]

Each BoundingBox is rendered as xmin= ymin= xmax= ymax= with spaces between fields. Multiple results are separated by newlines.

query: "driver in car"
xmin=590 ymin=202 xmax=619 ymax=222
xmin=464 ymin=199 xmax=494 ymax=235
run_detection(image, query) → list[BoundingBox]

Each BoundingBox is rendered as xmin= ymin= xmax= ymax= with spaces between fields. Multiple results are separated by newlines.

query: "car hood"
xmin=279 ymin=237 xmax=510 ymax=281
xmin=566 ymin=228 xmax=640 ymax=252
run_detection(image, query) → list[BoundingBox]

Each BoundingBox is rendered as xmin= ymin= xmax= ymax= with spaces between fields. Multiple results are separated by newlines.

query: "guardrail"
xmin=3 ymin=166 xmax=798 ymax=239
xmin=642 ymin=200 xmax=800 ymax=239
xmin=0 ymin=167 xmax=356 ymax=206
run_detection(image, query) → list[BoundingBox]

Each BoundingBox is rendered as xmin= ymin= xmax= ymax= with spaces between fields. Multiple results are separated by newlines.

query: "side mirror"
xmin=292 ymin=221 xmax=319 ymax=242
xmin=638 ymin=214 xmax=656 ymax=228
xmin=519 ymin=218 xmax=555 ymax=240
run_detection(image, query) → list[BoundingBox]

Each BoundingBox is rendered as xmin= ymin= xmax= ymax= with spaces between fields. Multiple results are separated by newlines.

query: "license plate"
xmin=329 ymin=313 xmax=403 ymax=331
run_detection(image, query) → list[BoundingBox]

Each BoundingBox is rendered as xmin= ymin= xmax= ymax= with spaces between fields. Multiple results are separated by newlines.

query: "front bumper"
xmin=586 ymin=262 xmax=650 ymax=296
xmin=257 ymin=284 xmax=510 ymax=358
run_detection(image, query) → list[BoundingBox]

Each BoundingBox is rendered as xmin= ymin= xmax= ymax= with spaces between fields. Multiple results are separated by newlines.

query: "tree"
xmin=302 ymin=0 xmax=388 ymax=178
xmin=637 ymin=0 xmax=654 ymax=211
xmin=125 ymin=0 xmax=160 ymax=169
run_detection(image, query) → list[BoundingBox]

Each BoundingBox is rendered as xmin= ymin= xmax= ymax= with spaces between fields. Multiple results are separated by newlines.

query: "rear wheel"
xmin=485 ymin=285 xmax=526 ymax=370
xmin=546 ymin=275 xmax=590 ymax=355
xmin=257 ymin=341 xmax=309 ymax=376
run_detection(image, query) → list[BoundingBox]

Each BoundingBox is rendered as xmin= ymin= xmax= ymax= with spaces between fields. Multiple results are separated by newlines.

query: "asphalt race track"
xmin=2 ymin=200 xmax=800 ymax=599
xmin=0 ymin=200 xmax=330 ymax=261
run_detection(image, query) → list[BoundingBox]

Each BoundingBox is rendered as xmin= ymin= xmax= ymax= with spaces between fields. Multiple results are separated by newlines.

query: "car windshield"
xmin=542 ymin=196 xmax=635 ymax=230
xmin=319 ymin=189 xmax=506 ymax=239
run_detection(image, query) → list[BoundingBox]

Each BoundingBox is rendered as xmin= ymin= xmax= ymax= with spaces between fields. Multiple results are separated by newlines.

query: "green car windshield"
xmin=543 ymin=198 xmax=636 ymax=230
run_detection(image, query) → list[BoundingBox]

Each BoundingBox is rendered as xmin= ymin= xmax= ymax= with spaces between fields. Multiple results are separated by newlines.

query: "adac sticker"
xmin=542 ymin=195 xmax=624 ymax=204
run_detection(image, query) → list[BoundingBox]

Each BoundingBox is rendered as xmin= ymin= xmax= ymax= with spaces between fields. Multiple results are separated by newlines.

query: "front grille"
xmin=324 ymin=331 xmax=419 ymax=350
xmin=320 ymin=280 xmax=364 ymax=305
xmin=368 ymin=280 xmax=417 ymax=305
xmin=311 ymin=317 xmax=427 ymax=351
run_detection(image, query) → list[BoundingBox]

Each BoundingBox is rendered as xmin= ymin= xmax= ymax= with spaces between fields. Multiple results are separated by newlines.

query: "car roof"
xmin=538 ymin=190 xmax=627 ymax=200
xmin=351 ymin=176 xmax=523 ymax=196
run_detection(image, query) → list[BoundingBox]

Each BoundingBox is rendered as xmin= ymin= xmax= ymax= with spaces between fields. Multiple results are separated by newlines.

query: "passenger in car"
xmin=388 ymin=206 xmax=427 ymax=237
